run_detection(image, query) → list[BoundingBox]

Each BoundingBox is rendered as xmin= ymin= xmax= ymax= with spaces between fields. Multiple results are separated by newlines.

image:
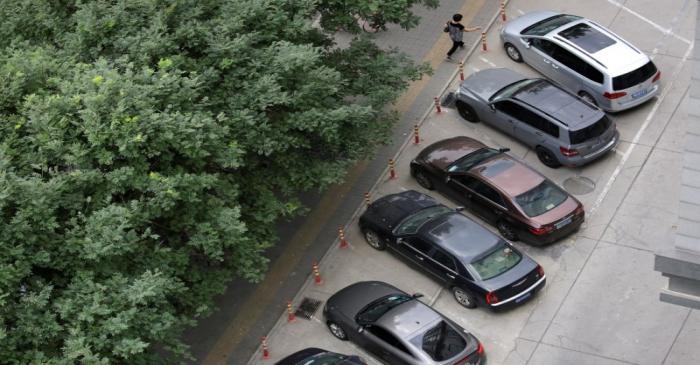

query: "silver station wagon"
xmin=500 ymin=11 xmax=661 ymax=112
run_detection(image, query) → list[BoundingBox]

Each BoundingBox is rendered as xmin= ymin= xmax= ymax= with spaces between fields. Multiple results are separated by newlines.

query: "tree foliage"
xmin=0 ymin=0 xmax=431 ymax=363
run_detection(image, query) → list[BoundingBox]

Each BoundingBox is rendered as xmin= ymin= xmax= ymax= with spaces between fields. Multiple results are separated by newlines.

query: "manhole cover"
xmin=563 ymin=176 xmax=596 ymax=195
xmin=295 ymin=297 xmax=322 ymax=320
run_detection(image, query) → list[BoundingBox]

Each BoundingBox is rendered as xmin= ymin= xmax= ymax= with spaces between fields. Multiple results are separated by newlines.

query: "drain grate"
xmin=563 ymin=176 xmax=596 ymax=195
xmin=295 ymin=297 xmax=323 ymax=320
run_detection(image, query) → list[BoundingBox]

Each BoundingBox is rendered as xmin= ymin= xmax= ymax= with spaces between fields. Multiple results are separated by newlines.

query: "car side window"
xmin=547 ymin=43 xmax=604 ymax=84
xmin=366 ymin=325 xmax=413 ymax=356
xmin=493 ymin=100 xmax=524 ymax=118
xmin=530 ymin=38 xmax=558 ymax=57
xmin=540 ymin=120 xmax=560 ymax=137
xmin=459 ymin=176 xmax=506 ymax=207
xmin=406 ymin=238 xmax=433 ymax=255
xmin=495 ymin=101 xmax=559 ymax=137
xmin=431 ymin=249 xmax=457 ymax=272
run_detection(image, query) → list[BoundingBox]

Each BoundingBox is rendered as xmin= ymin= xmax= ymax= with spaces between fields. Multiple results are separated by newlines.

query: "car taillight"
xmin=574 ymin=205 xmax=584 ymax=216
xmin=537 ymin=265 xmax=545 ymax=277
xmin=485 ymin=291 xmax=499 ymax=305
xmin=559 ymin=146 xmax=579 ymax=157
xmin=652 ymin=71 xmax=661 ymax=82
xmin=529 ymin=226 xmax=553 ymax=235
xmin=477 ymin=341 xmax=484 ymax=354
xmin=603 ymin=91 xmax=627 ymax=99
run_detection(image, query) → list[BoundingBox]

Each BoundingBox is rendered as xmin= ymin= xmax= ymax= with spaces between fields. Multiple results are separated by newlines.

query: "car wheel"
xmin=497 ymin=221 xmax=519 ymax=241
xmin=504 ymin=42 xmax=523 ymax=63
xmin=363 ymin=229 xmax=386 ymax=250
xmin=452 ymin=287 xmax=477 ymax=309
xmin=413 ymin=168 xmax=434 ymax=190
xmin=578 ymin=91 xmax=597 ymax=107
xmin=536 ymin=146 xmax=562 ymax=168
xmin=327 ymin=321 xmax=348 ymax=340
xmin=456 ymin=101 xmax=479 ymax=123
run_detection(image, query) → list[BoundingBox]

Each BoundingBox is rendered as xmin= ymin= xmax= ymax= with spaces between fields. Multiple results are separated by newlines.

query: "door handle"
xmin=535 ymin=131 xmax=543 ymax=136
xmin=552 ymin=63 xmax=559 ymax=69
xmin=543 ymin=58 xmax=551 ymax=64
xmin=446 ymin=274 xmax=456 ymax=279
xmin=415 ymin=256 xmax=424 ymax=261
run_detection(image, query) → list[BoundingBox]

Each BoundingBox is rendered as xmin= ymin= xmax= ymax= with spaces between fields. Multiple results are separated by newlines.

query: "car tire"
xmin=363 ymin=228 xmax=386 ymax=250
xmin=413 ymin=168 xmax=434 ymax=190
xmin=327 ymin=321 xmax=348 ymax=340
xmin=456 ymin=101 xmax=479 ymax=123
xmin=497 ymin=220 xmax=519 ymax=241
xmin=452 ymin=287 xmax=478 ymax=309
xmin=578 ymin=91 xmax=597 ymax=107
xmin=536 ymin=146 xmax=562 ymax=168
xmin=504 ymin=42 xmax=523 ymax=63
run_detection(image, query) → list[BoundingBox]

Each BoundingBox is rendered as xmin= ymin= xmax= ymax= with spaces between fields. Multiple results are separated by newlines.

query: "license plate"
xmin=631 ymin=88 xmax=648 ymax=99
xmin=555 ymin=216 xmax=572 ymax=229
xmin=515 ymin=292 xmax=532 ymax=303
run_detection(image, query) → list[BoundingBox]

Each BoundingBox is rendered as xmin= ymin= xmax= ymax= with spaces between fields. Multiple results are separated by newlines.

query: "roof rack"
xmin=553 ymin=35 xmax=608 ymax=69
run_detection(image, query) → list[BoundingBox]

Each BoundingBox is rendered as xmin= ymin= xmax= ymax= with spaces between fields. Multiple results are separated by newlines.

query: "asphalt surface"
xmin=243 ymin=0 xmax=700 ymax=364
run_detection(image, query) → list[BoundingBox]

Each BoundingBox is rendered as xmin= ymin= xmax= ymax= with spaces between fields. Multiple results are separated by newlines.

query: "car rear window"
xmin=612 ymin=61 xmax=657 ymax=90
xmin=558 ymin=23 xmax=616 ymax=53
xmin=470 ymin=244 xmax=522 ymax=280
xmin=421 ymin=321 xmax=466 ymax=361
xmin=301 ymin=352 xmax=347 ymax=365
xmin=569 ymin=115 xmax=611 ymax=145
xmin=521 ymin=14 xmax=582 ymax=36
xmin=516 ymin=180 xmax=568 ymax=217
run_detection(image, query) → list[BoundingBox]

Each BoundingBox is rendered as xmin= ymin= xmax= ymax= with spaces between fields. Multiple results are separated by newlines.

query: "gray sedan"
xmin=324 ymin=281 xmax=485 ymax=365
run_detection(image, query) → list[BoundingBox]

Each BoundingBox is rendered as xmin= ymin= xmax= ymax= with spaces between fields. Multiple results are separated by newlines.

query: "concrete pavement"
xmin=246 ymin=0 xmax=700 ymax=364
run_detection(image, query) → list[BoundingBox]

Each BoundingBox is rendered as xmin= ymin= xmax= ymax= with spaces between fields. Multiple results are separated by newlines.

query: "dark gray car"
xmin=324 ymin=281 xmax=485 ymax=365
xmin=454 ymin=68 xmax=619 ymax=168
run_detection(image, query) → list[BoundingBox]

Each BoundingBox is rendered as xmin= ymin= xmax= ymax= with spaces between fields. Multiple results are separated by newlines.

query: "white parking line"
xmin=479 ymin=56 xmax=497 ymax=68
xmin=605 ymin=0 xmax=691 ymax=44
xmin=472 ymin=66 xmax=481 ymax=72
xmin=517 ymin=9 xmax=524 ymax=15
xmin=588 ymin=42 xmax=694 ymax=216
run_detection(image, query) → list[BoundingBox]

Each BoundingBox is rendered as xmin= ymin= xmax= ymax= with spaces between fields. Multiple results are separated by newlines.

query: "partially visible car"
xmin=324 ymin=281 xmax=485 ymax=365
xmin=454 ymin=68 xmax=619 ymax=168
xmin=410 ymin=136 xmax=584 ymax=245
xmin=359 ymin=190 xmax=546 ymax=309
xmin=500 ymin=11 xmax=660 ymax=112
xmin=275 ymin=348 xmax=367 ymax=365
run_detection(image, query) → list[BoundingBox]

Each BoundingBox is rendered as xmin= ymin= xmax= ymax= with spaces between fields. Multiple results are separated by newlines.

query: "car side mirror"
xmin=445 ymin=175 xmax=452 ymax=183
xmin=521 ymin=38 xmax=531 ymax=48
xmin=357 ymin=326 xmax=365 ymax=333
xmin=488 ymin=103 xmax=496 ymax=112
xmin=455 ymin=206 xmax=465 ymax=212
xmin=412 ymin=293 xmax=424 ymax=299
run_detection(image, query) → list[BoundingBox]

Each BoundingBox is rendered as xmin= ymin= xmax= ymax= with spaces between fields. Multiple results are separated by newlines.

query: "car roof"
xmin=420 ymin=213 xmax=502 ymax=264
xmin=546 ymin=18 xmax=650 ymax=76
xmin=376 ymin=299 xmax=442 ymax=340
xmin=470 ymin=155 xmax=544 ymax=197
xmin=512 ymin=79 xmax=602 ymax=129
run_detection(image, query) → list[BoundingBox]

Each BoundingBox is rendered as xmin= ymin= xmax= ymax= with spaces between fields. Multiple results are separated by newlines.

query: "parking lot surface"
xmin=248 ymin=0 xmax=699 ymax=364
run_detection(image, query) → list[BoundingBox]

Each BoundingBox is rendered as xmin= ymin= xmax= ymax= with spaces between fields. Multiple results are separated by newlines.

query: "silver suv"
xmin=455 ymin=68 xmax=619 ymax=168
xmin=500 ymin=11 xmax=660 ymax=112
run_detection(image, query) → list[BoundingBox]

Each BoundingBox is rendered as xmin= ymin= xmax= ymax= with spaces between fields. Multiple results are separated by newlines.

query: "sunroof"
xmin=559 ymin=23 xmax=616 ymax=53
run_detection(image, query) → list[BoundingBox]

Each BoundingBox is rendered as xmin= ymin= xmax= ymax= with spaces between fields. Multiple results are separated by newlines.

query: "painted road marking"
xmin=605 ymin=0 xmax=691 ymax=44
xmin=479 ymin=56 xmax=498 ymax=67
xmin=517 ymin=9 xmax=524 ymax=15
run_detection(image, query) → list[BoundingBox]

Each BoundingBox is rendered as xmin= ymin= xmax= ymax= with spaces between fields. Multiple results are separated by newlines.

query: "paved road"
xmin=181 ymin=1 xmax=499 ymax=364
xmin=246 ymin=0 xmax=700 ymax=364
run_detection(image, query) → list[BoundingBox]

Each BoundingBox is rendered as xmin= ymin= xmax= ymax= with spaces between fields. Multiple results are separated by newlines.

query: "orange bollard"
xmin=434 ymin=97 xmax=442 ymax=113
xmin=364 ymin=192 xmax=371 ymax=207
xmin=312 ymin=261 xmax=323 ymax=285
xmin=481 ymin=32 xmax=488 ymax=52
xmin=413 ymin=124 xmax=420 ymax=144
xmin=286 ymin=301 xmax=296 ymax=322
xmin=261 ymin=336 xmax=270 ymax=360
xmin=500 ymin=2 xmax=506 ymax=22
xmin=338 ymin=226 xmax=348 ymax=248
xmin=459 ymin=62 xmax=465 ymax=81
xmin=388 ymin=159 xmax=396 ymax=179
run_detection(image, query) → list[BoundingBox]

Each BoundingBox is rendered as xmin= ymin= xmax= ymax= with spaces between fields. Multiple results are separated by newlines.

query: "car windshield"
xmin=448 ymin=148 xmax=502 ymax=172
xmin=470 ymin=243 xmax=522 ymax=280
xmin=490 ymin=79 xmax=540 ymax=102
xmin=394 ymin=206 xmax=452 ymax=235
xmin=521 ymin=14 xmax=582 ymax=36
xmin=421 ymin=321 xmax=466 ymax=361
xmin=357 ymin=294 xmax=412 ymax=324
xmin=558 ymin=23 xmax=616 ymax=53
xmin=515 ymin=180 xmax=568 ymax=217
xmin=300 ymin=352 xmax=347 ymax=365
xmin=569 ymin=115 xmax=611 ymax=145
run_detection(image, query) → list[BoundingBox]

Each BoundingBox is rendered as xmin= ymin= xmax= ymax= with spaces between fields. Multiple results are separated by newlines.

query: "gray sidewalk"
xmin=248 ymin=0 xmax=700 ymax=364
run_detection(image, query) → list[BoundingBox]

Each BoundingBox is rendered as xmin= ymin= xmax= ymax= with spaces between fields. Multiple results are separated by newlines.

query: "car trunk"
xmin=568 ymin=115 xmax=617 ymax=157
xmin=484 ymin=258 xmax=540 ymax=303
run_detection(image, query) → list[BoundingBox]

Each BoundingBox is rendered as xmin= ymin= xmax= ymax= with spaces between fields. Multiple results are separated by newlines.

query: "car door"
xmin=484 ymin=100 xmax=519 ymax=137
xmin=547 ymin=43 xmax=595 ymax=93
xmin=426 ymin=247 xmax=461 ymax=285
xmin=505 ymin=103 xmax=550 ymax=148
xmin=360 ymin=325 xmax=416 ymax=365
xmin=525 ymin=38 xmax=561 ymax=81
xmin=396 ymin=236 xmax=434 ymax=273
xmin=458 ymin=175 xmax=509 ymax=224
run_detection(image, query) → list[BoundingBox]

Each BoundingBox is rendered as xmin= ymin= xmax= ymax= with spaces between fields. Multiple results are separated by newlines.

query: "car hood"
xmin=461 ymin=68 xmax=527 ymax=101
xmin=326 ymin=281 xmax=404 ymax=321
xmin=502 ymin=10 xmax=559 ymax=36
xmin=415 ymin=136 xmax=486 ymax=171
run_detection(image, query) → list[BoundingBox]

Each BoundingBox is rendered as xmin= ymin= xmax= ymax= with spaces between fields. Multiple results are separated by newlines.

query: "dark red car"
xmin=410 ymin=136 xmax=584 ymax=245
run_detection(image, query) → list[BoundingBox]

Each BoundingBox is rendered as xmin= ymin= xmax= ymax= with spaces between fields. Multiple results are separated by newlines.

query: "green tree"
xmin=0 ymin=0 xmax=432 ymax=363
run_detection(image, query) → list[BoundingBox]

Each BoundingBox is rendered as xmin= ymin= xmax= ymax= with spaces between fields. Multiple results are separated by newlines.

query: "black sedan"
xmin=324 ymin=281 xmax=485 ymax=365
xmin=358 ymin=190 xmax=546 ymax=309
xmin=275 ymin=348 xmax=366 ymax=365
